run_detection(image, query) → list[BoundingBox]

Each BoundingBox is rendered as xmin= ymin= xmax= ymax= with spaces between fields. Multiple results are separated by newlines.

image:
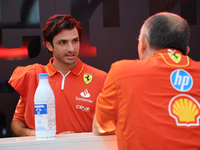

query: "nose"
xmin=67 ymin=42 xmax=75 ymax=52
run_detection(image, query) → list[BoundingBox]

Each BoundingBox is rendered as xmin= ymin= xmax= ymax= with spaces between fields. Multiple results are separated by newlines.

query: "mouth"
xmin=65 ymin=53 xmax=76 ymax=60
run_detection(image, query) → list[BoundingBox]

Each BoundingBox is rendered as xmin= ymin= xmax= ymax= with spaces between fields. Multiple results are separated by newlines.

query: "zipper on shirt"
xmin=58 ymin=71 xmax=71 ymax=90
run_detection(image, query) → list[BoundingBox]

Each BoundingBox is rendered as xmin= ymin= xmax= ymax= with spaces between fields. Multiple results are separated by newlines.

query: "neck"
xmin=146 ymin=48 xmax=181 ymax=58
xmin=52 ymin=59 xmax=78 ymax=75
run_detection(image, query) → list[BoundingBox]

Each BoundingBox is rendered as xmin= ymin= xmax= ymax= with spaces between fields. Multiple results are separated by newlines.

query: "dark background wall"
xmin=0 ymin=0 xmax=199 ymax=137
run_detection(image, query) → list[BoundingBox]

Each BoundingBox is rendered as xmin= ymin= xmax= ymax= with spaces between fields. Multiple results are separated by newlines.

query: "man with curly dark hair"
xmin=8 ymin=14 xmax=107 ymax=136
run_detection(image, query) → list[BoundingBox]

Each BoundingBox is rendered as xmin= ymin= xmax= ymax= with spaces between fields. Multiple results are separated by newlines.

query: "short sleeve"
xmin=13 ymin=96 xmax=25 ymax=122
xmin=95 ymin=63 xmax=118 ymax=132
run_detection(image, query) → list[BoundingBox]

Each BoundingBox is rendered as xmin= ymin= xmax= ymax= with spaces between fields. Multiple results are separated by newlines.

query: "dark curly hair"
xmin=42 ymin=14 xmax=83 ymax=55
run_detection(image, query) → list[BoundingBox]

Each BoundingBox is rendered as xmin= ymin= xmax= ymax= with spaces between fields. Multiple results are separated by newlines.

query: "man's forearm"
xmin=11 ymin=120 xmax=35 ymax=136
xmin=93 ymin=115 xmax=105 ymax=135
xmin=92 ymin=115 xmax=115 ymax=136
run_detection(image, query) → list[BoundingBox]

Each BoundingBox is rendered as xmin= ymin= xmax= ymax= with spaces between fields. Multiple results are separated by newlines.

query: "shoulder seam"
xmin=11 ymin=67 xmax=36 ymax=86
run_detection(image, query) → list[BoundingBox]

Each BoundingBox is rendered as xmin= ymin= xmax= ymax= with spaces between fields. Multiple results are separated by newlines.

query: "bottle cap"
xmin=38 ymin=73 xmax=49 ymax=79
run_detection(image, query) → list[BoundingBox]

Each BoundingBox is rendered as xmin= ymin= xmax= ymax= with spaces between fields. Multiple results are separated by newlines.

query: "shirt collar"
xmin=71 ymin=58 xmax=84 ymax=76
xmin=147 ymin=48 xmax=183 ymax=58
xmin=46 ymin=57 xmax=84 ymax=77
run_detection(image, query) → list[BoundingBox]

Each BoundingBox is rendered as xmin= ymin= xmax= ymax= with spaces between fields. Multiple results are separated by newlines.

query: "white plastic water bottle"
xmin=34 ymin=73 xmax=56 ymax=138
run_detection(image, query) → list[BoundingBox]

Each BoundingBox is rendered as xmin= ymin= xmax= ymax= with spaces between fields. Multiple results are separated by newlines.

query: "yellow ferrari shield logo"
xmin=83 ymin=73 xmax=93 ymax=84
xmin=168 ymin=53 xmax=181 ymax=63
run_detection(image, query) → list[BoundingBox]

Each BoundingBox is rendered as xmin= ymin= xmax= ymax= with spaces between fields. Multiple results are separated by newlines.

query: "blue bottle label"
xmin=35 ymin=104 xmax=47 ymax=115
xmin=34 ymin=103 xmax=56 ymax=132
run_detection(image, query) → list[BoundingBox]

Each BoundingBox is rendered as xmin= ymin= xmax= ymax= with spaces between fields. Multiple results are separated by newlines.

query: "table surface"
xmin=0 ymin=132 xmax=118 ymax=150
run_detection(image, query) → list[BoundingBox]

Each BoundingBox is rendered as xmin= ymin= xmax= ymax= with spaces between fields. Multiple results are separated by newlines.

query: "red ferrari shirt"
xmin=96 ymin=49 xmax=200 ymax=150
xmin=9 ymin=58 xmax=107 ymax=134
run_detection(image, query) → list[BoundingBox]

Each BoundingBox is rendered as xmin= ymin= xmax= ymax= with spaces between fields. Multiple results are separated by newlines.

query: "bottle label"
xmin=35 ymin=104 xmax=47 ymax=115
xmin=34 ymin=103 xmax=56 ymax=131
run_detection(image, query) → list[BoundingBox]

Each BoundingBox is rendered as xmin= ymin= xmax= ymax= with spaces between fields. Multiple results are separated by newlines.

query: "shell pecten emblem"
xmin=169 ymin=94 xmax=200 ymax=126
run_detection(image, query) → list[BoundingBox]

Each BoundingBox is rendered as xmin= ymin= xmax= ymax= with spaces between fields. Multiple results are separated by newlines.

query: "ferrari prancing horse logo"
xmin=83 ymin=73 xmax=93 ymax=84
xmin=168 ymin=53 xmax=181 ymax=63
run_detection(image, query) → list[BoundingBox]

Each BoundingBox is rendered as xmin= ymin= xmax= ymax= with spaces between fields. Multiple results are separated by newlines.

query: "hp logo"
xmin=170 ymin=69 xmax=193 ymax=92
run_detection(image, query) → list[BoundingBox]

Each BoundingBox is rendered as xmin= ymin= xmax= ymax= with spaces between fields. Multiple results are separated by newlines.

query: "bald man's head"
xmin=139 ymin=12 xmax=190 ymax=55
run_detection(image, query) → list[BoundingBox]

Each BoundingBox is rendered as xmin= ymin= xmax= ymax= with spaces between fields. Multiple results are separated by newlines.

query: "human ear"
xmin=186 ymin=46 xmax=190 ymax=55
xmin=46 ymin=41 xmax=53 ymax=52
xmin=140 ymin=35 xmax=148 ymax=54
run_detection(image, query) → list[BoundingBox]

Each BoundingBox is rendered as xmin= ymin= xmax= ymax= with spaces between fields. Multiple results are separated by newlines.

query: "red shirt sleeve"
xmin=13 ymin=96 xmax=25 ymax=122
xmin=95 ymin=63 xmax=118 ymax=132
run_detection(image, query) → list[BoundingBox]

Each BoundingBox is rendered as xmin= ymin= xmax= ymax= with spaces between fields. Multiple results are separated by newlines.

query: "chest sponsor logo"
xmin=168 ymin=52 xmax=181 ymax=63
xmin=83 ymin=73 xmax=93 ymax=84
xmin=80 ymin=89 xmax=90 ymax=98
xmin=168 ymin=94 xmax=200 ymax=127
xmin=76 ymin=105 xmax=90 ymax=112
xmin=170 ymin=69 xmax=193 ymax=92
xmin=75 ymin=89 xmax=93 ymax=103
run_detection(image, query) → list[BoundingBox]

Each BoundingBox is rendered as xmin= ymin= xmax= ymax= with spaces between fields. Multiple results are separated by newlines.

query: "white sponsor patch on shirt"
xmin=76 ymin=105 xmax=90 ymax=112
xmin=80 ymin=89 xmax=90 ymax=98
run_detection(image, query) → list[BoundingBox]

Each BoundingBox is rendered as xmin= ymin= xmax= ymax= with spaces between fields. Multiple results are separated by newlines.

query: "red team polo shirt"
xmin=96 ymin=49 xmax=200 ymax=150
xmin=8 ymin=58 xmax=107 ymax=134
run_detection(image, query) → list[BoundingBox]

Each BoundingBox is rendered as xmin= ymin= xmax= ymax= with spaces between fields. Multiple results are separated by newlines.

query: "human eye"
xmin=73 ymin=38 xmax=79 ymax=43
xmin=58 ymin=40 xmax=66 ymax=45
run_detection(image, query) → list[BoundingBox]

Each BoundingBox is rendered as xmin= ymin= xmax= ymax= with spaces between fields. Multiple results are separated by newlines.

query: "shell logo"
xmin=169 ymin=94 xmax=200 ymax=127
